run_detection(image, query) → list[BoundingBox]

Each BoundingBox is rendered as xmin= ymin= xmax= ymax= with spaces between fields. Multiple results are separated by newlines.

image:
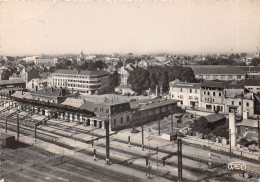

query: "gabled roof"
xmin=192 ymin=67 xmax=246 ymax=75
xmin=201 ymin=81 xmax=225 ymax=88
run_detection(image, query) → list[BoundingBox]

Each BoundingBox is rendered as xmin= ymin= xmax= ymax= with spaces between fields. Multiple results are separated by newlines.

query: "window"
xmin=246 ymin=102 xmax=249 ymax=107
xmin=221 ymin=75 xmax=225 ymax=80
xmin=199 ymin=75 xmax=203 ymax=79
xmin=219 ymin=93 xmax=221 ymax=97
xmin=213 ymin=99 xmax=215 ymax=103
xmin=207 ymin=92 xmax=210 ymax=95
xmin=213 ymin=92 xmax=215 ymax=96
xmin=245 ymin=127 xmax=248 ymax=132
xmin=205 ymin=98 xmax=206 ymax=101
xmin=189 ymin=96 xmax=193 ymax=100
xmin=232 ymin=101 xmax=234 ymax=105
xmin=114 ymin=119 xmax=116 ymax=126
xmin=228 ymin=75 xmax=232 ymax=80
xmin=190 ymin=89 xmax=192 ymax=93
xmin=172 ymin=94 xmax=174 ymax=98
xmin=237 ymin=75 xmax=241 ymax=79
xmin=206 ymin=75 xmax=210 ymax=80
xmin=180 ymin=88 xmax=183 ymax=92
xmin=180 ymin=95 xmax=183 ymax=99
xmin=195 ymin=89 xmax=197 ymax=93
xmin=206 ymin=105 xmax=212 ymax=110
xmin=127 ymin=116 xmax=130 ymax=122
xmin=239 ymin=102 xmax=241 ymax=106
xmin=121 ymin=117 xmax=123 ymax=124
xmin=213 ymin=75 xmax=217 ymax=80
xmin=204 ymin=91 xmax=206 ymax=95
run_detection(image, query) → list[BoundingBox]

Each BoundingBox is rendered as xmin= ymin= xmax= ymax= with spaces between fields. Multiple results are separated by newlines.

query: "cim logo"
xmin=228 ymin=162 xmax=246 ymax=171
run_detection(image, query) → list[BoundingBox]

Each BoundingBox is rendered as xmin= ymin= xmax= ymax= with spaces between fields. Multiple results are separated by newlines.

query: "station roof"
xmin=204 ymin=114 xmax=226 ymax=123
xmin=0 ymin=79 xmax=25 ymax=86
xmin=130 ymin=99 xmax=178 ymax=110
xmin=237 ymin=119 xmax=258 ymax=128
xmin=62 ymin=98 xmax=85 ymax=108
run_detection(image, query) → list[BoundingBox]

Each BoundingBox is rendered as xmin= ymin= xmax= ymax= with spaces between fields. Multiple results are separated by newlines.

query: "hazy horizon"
xmin=1 ymin=1 xmax=260 ymax=56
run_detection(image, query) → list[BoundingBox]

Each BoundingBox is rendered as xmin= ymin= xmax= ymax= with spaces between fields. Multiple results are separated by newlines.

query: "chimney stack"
xmin=229 ymin=112 xmax=237 ymax=147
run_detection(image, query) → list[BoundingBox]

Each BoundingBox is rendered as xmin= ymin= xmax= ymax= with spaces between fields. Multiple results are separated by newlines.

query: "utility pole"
xmin=5 ymin=117 xmax=7 ymax=133
xmin=142 ymin=120 xmax=144 ymax=151
xmin=229 ymin=129 xmax=232 ymax=159
xmin=105 ymin=121 xmax=110 ymax=164
xmin=158 ymin=117 xmax=161 ymax=136
xmin=177 ymin=138 xmax=183 ymax=182
xmin=171 ymin=114 xmax=173 ymax=136
xmin=34 ymin=124 xmax=37 ymax=142
xmin=257 ymin=116 xmax=260 ymax=149
xmin=17 ymin=113 xmax=19 ymax=141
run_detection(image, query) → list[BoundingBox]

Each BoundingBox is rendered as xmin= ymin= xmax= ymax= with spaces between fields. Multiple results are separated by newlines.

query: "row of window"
xmin=177 ymin=95 xmax=198 ymax=100
xmin=179 ymin=88 xmax=198 ymax=93
xmin=67 ymin=84 xmax=101 ymax=88
xmin=199 ymin=75 xmax=242 ymax=80
xmin=203 ymin=91 xmax=222 ymax=97
xmin=67 ymin=80 xmax=101 ymax=83
xmin=114 ymin=116 xmax=130 ymax=126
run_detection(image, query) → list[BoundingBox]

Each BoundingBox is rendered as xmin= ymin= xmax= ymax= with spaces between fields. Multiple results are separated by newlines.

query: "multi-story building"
xmin=200 ymin=81 xmax=225 ymax=112
xmin=20 ymin=67 xmax=40 ymax=88
xmin=191 ymin=66 xmax=246 ymax=81
xmin=244 ymin=79 xmax=260 ymax=94
xmin=48 ymin=69 xmax=111 ymax=94
xmin=169 ymin=79 xmax=201 ymax=108
xmin=23 ymin=55 xmax=58 ymax=66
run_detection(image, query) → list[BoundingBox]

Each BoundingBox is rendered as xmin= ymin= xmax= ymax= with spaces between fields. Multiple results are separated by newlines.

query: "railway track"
xmin=1 ymin=110 xmax=259 ymax=179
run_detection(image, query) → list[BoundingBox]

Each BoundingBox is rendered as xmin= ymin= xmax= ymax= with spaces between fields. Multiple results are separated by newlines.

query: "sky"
xmin=1 ymin=1 xmax=260 ymax=56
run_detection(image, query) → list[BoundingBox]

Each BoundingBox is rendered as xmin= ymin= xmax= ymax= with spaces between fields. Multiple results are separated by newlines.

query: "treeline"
xmin=49 ymin=59 xmax=108 ymax=73
xmin=127 ymin=66 xmax=196 ymax=94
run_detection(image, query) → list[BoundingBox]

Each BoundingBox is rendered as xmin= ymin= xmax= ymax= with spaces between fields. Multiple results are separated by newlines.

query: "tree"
xmin=115 ymin=61 xmax=123 ymax=69
xmin=110 ymin=71 xmax=120 ymax=88
xmin=250 ymin=58 xmax=260 ymax=66
xmin=193 ymin=117 xmax=211 ymax=135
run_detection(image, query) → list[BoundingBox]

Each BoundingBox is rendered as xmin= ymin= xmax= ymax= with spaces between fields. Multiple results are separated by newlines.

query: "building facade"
xmin=20 ymin=67 xmax=40 ymax=88
xmin=244 ymin=79 xmax=260 ymax=94
xmin=169 ymin=79 xmax=201 ymax=109
xmin=191 ymin=66 xmax=246 ymax=81
xmin=48 ymin=69 xmax=111 ymax=94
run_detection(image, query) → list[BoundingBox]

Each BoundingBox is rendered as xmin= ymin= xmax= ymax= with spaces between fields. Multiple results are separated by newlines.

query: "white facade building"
xmin=169 ymin=79 xmax=201 ymax=108
xmin=48 ymin=69 xmax=111 ymax=94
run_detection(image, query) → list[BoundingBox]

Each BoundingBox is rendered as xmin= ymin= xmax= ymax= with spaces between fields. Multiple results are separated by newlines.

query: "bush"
xmin=240 ymin=138 xmax=249 ymax=146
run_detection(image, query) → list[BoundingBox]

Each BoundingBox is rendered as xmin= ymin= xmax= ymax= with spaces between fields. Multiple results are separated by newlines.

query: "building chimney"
xmin=229 ymin=112 xmax=237 ymax=147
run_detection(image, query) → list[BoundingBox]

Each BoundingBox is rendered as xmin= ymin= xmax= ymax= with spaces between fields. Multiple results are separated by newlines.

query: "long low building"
xmin=8 ymin=88 xmax=180 ymax=131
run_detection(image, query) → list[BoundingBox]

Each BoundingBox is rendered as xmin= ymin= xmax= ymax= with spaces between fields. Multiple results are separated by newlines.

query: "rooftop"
xmin=31 ymin=87 xmax=70 ymax=98
xmin=0 ymin=79 xmax=25 ymax=86
xmin=244 ymin=79 xmax=260 ymax=86
xmin=192 ymin=67 xmax=246 ymax=75
xmin=237 ymin=119 xmax=258 ymax=128
xmin=53 ymin=69 xmax=111 ymax=76
xmin=169 ymin=79 xmax=201 ymax=89
xmin=130 ymin=98 xmax=179 ymax=110
xmin=204 ymin=114 xmax=226 ymax=123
